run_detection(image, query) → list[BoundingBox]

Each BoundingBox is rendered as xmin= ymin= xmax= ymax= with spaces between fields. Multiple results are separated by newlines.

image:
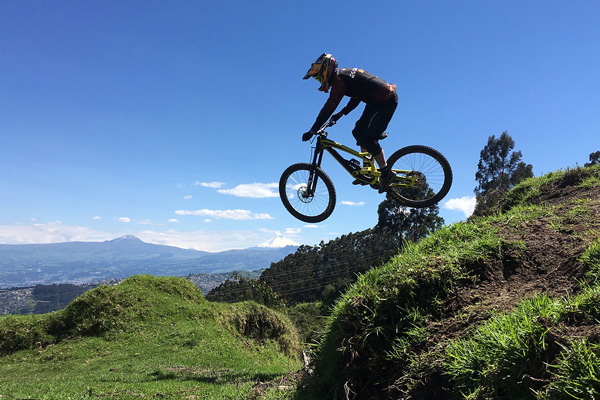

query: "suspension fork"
xmin=305 ymin=137 xmax=325 ymax=197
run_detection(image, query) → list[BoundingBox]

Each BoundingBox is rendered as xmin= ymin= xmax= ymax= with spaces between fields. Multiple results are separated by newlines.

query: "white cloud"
xmin=217 ymin=183 xmax=278 ymax=198
xmin=93 ymin=216 xmax=101 ymax=220
xmin=443 ymin=196 xmax=477 ymax=218
xmin=138 ymin=219 xmax=164 ymax=226
xmin=117 ymin=217 xmax=131 ymax=223
xmin=168 ymin=219 xmax=179 ymax=223
xmin=340 ymin=200 xmax=365 ymax=206
xmin=0 ymin=222 xmax=114 ymax=244
xmin=195 ymin=181 xmax=225 ymax=188
xmin=175 ymin=209 xmax=273 ymax=220
xmin=183 ymin=195 xmax=193 ymax=200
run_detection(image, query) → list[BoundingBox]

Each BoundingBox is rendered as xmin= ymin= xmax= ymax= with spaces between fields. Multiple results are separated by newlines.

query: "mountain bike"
xmin=279 ymin=119 xmax=452 ymax=223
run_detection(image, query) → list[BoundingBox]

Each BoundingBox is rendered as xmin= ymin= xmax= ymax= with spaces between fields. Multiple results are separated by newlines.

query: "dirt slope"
xmin=301 ymin=166 xmax=600 ymax=400
xmin=406 ymin=172 xmax=600 ymax=399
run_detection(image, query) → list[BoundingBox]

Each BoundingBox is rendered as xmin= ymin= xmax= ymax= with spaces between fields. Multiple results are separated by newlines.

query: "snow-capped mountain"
xmin=257 ymin=235 xmax=299 ymax=248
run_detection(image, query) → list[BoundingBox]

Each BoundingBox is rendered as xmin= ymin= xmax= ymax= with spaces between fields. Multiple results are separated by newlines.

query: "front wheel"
xmin=279 ymin=163 xmax=336 ymax=223
xmin=386 ymin=145 xmax=452 ymax=208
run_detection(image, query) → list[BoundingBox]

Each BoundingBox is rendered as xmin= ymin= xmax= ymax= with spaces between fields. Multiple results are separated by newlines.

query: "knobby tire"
xmin=279 ymin=163 xmax=336 ymax=223
xmin=386 ymin=145 xmax=452 ymax=208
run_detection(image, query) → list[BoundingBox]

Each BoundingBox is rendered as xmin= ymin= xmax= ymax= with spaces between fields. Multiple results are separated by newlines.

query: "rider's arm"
xmin=340 ymin=97 xmax=361 ymax=115
xmin=309 ymin=79 xmax=346 ymax=132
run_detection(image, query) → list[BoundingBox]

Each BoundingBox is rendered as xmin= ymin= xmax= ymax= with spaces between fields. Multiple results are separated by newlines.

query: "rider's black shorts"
xmin=352 ymin=92 xmax=398 ymax=156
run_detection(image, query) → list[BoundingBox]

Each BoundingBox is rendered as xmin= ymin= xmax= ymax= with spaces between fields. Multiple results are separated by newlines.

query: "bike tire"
xmin=386 ymin=145 xmax=452 ymax=208
xmin=279 ymin=163 xmax=336 ymax=223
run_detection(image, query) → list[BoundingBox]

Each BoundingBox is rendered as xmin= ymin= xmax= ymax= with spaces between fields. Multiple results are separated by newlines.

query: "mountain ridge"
xmin=0 ymin=235 xmax=298 ymax=288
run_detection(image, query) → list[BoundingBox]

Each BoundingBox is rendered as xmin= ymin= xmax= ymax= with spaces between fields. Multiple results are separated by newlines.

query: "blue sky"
xmin=1 ymin=1 xmax=598 ymax=252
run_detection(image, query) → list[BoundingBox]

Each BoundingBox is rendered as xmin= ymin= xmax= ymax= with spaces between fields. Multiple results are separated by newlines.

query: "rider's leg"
xmin=373 ymin=147 xmax=386 ymax=168
xmin=355 ymin=95 xmax=398 ymax=192
xmin=362 ymin=145 xmax=386 ymax=168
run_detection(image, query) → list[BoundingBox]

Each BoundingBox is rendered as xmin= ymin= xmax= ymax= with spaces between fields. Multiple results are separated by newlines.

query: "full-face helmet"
xmin=302 ymin=53 xmax=337 ymax=93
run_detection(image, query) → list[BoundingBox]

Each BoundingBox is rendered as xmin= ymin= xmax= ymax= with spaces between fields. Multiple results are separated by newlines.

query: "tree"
xmin=474 ymin=131 xmax=533 ymax=216
xmin=205 ymin=274 xmax=284 ymax=308
xmin=376 ymin=197 xmax=444 ymax=243
xmin=208 ymin=190 xmax=445 ymax=307
xmin=207 ymin=229 xmax=402 ymax=306
xmin=585 ymin=151 xmax=600 ymax=167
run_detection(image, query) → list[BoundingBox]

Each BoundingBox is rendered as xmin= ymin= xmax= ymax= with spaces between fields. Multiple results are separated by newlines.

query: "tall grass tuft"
xmin=445 ymin=294 xmax=564 ymax=399
xmin=581 ymin=237 xmax=600 ymax=282
xmin=539 ymin=339 xmax=600 ymax=399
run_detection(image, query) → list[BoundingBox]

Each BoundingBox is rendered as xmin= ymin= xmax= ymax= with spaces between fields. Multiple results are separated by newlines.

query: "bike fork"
xmin=305 ymin=147 xmax=325 ymax=197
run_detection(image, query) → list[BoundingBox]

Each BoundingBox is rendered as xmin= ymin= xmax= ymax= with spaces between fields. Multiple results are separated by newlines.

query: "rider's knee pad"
xmin=352 ymin=129 xmax=382 ymax=156
xmin=357 ymin=136 xmax=382 ymax=156
xmin=368 ymin=144 xmax=383 ymax=158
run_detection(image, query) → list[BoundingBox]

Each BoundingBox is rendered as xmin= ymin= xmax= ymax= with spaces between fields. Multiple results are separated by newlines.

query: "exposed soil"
xmin=462 ymin=186 xmax=599 ymax=325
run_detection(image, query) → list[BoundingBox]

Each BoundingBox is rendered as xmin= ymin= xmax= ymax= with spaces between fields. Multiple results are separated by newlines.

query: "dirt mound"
xmin=464 ymin=185 xmax=599 ymax=314
xmin=306 ymin=166 xmax=600 ymax=400
xmin=404 ymin=174 xmax=600 ymax=399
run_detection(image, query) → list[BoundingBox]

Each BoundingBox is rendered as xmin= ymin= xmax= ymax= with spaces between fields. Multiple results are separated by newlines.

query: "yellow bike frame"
xmin=311 ymin=133 xmax=418 ymax=189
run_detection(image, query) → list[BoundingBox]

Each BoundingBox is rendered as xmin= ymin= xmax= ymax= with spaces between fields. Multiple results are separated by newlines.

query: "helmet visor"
xmin=303 ymin=63 xmax=320 ymax=79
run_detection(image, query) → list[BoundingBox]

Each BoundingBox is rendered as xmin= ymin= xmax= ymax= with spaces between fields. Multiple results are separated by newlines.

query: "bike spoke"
xmin=285 ymin=170 xmax=331 ymax=217
xmin=393 ymin=153 xmax=445 ymax=197
xmin=387 ymin=145 xmax=452 ymax=207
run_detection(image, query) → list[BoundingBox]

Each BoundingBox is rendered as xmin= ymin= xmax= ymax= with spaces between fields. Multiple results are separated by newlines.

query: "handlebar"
xmin=316 ymin=118 xmax=336 ymax=135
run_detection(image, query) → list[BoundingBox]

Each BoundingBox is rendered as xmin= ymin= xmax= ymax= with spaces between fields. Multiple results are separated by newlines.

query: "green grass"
xmin=581 ymin=237 xmax=600 ymax=281
xmin=445 ymin=294 xmax=564 ymax=399
xmin=445 ymin=285 xmax=600 ymax=400
xmin=0 ymin=275 xmax=302 ymax=399
xmin=298 ymin=165 xmax=600 ymax=399
xmin=302 ymin=220 xmax=509 ymax=398
xmin=3 ymin=165 xmax=600 ymax=400
xmin=503 ymin=164 xmax=600 ymax=210
xmin=539 ymin=338 xmax=600 ymax=399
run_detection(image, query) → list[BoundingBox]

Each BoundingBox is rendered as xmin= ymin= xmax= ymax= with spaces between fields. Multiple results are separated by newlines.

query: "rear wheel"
xmin=279 ymin=163 xmax=336 ymax=223
xmin=386 ymin=145 xmax=452 ymax=207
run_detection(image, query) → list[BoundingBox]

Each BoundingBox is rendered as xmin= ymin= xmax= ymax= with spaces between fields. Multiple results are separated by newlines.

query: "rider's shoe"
xmin=378 ymin=168 xmax=396 ymax=193
xmin=352 ymin=175 xmax=374 ymax=185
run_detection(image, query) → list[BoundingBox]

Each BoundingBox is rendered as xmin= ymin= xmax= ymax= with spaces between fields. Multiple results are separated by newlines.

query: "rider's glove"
xmin=331 ymin=112 xmax=344 ymax=122
xmin=302 ymin=131 xmax=314 ymax=141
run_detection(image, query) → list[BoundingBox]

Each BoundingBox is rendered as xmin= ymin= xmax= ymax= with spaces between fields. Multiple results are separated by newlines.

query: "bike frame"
xmin=303 ymin=128 xmax=418 ymax=197
xmin=312 ymin=134 xmax=377 ymax=178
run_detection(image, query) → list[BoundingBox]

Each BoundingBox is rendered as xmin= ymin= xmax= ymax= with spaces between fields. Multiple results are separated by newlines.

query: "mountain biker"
xmin=302 ymin=53 xmax=398 ymax=193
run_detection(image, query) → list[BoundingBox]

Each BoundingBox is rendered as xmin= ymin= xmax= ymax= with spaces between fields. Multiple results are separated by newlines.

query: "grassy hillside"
xmin=0 ymin=275 xmax=302 ymax=399
xmin=300 ymin=165 xmax=600 ymax=399
xmin=1 ymin=166 xmax=599 ymax=400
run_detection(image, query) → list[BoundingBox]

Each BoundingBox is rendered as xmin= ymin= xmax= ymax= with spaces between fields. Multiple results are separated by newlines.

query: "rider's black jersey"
xmin=310 ymin=68 xmax=395 ymax=132
xmin=336 ymin=68 xmax=391 ymax=104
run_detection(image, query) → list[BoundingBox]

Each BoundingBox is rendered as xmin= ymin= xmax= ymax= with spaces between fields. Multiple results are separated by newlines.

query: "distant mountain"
xmin=257 ymin=234 xmax=299 ymax=248
xmin=0 ymin=236 xmax=298 ymax=288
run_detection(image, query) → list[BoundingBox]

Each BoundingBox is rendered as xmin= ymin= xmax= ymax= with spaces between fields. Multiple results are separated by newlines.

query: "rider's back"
xmin=336 ymin=68 xmax=392 ymax=104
